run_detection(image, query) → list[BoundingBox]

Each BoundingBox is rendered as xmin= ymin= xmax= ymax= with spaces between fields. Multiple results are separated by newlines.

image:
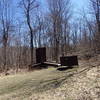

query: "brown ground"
xmin=0 ymin=55 xmax=100 ymax=100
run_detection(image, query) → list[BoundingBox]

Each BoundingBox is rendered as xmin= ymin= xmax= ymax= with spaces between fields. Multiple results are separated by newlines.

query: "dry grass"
xmin=0 ymin=65 xmax=99 ymax=100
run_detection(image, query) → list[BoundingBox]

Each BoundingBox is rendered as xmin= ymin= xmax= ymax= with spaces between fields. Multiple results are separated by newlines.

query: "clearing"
xmin=0 ymin=64 xmax=100 ymax=100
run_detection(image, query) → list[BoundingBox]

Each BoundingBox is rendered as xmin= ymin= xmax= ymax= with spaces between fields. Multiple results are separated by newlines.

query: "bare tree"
xmin=71 ymin=22 xmax=78 ymax=50
xmin=20 ymin=0 xmax=39 ymax=66
xmin=0 ymin=0 xmax=14 ymax=71
xmin=47 ymin=0 xmax=72 ymax=62
xmin=89 ymin=0 xmax=100 ymax=52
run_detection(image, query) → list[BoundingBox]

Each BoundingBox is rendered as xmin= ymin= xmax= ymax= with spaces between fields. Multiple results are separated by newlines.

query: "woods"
xmin=0 ymin=0 xmax=100 ymax=72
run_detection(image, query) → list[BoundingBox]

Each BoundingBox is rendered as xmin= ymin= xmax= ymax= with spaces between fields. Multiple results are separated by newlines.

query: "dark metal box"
xmin=60 ymin=56 xmax=78 ymax=66
xmin=36 ymin=47 xmax=46 ymax=63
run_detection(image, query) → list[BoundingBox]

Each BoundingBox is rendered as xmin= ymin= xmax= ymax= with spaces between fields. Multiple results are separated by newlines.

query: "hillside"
xmin=0 ymin=64 xmax=100 ymax=100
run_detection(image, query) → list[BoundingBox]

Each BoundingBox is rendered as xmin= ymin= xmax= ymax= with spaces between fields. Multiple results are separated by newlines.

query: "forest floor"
xmin=0 ymin=59 xmax=100 ymax=100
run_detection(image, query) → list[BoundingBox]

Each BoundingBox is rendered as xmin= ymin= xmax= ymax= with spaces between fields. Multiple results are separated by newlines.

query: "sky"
xmin=72 ymin=0 xmax=88 ymax=9
xmin=40 ymin=0 xmax=89 ymax=10
xmin=72 ymin=0 xmax=89 ymax=16
xmin=14 ymin=0 xmax=89 ymax=20
xmin=14 ymin=0 xmax=89 ymax=10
